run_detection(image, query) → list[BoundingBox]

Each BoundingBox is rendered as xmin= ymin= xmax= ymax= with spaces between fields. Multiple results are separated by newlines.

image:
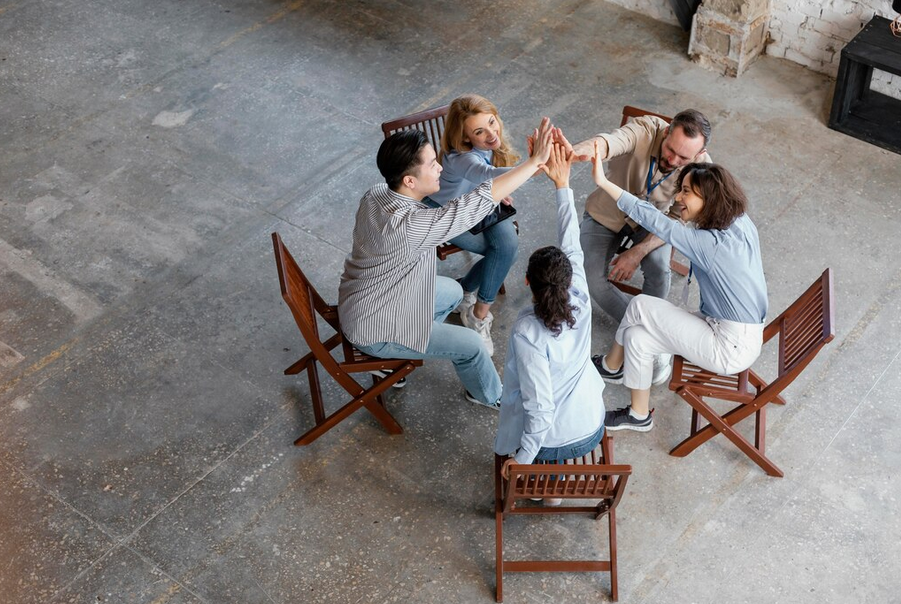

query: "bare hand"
xmin=501 ymin=196 xmax=514 ymax=206
xmin=540 ymin=143 xmax=573 ymax=189
xmin=609 ymin=248 xmax=641 ymax=281
xmin=501 ymin=457 xmax=517 ymax=480
xmin=554 ymin=128 xmax=590 ymax=162
xmin=529 ymin=117 xmax=554 ymax=167
xmin=591 ymin=140 xmax=609 ymax=187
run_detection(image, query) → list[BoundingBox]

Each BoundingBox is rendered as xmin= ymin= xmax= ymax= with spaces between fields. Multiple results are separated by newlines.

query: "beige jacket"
xmin=584 ymin=115 xmax=711 ymax=232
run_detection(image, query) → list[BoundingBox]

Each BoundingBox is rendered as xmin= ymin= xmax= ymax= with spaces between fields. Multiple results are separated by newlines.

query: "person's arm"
xmin=542 ymin=143 xmax=587 ymax=290
xmin=570 ymin=118 xmax=648 ymax=162
xmin=591 ymin=140 xmax=713 ymax=270
xmin=448 ymin=151 xmax=514 ymax=184
xmin=405 ymin=118 xmax=555 ymax=251
xmin=511 ymin=332 xmax=556 ymax=465
xmin=608 ymin=232 xmax=666 ymax=282
xmin=489 ymin=117 xmax=554 ymax=201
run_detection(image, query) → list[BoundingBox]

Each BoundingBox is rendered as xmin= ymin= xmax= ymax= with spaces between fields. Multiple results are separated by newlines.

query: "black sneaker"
xmin=605 ymin=407 xmax=654 ymax=432
xmin=592 ymin=355 xmax=623 ymax=384
xmin=369 ymin=369 xmax=407 ymax=388
xmin=464 ymin=389 xmax=501 ymax=410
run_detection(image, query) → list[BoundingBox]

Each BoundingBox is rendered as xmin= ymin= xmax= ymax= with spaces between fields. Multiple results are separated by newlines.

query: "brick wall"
xmin=768 ymin=0 xmax=901 ymax=96
xmin=601 ymin=0 xmax=901 ymax=95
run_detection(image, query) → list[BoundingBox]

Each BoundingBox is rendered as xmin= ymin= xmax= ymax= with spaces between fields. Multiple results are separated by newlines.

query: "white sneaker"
xmin=652 ymin=354 xmax=673 ymax=385
xmin=453 ymin=291 xmax=477 ymax=315
xmin=461 ymin=306 xmax=494 ymax=356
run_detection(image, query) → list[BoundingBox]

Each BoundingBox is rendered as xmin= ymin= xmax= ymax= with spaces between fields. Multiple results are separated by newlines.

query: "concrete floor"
xmin=1 ymin=0 xmax=900 ymax=602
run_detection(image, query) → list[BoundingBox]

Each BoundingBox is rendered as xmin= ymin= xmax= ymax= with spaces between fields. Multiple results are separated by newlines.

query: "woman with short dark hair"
xmin=590 ymin=155 xmax=768 ymax=433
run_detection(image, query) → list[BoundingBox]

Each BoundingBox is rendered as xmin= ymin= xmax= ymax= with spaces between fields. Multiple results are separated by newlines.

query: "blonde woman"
xmin=427 ymin=94 xmax=522 ymax=356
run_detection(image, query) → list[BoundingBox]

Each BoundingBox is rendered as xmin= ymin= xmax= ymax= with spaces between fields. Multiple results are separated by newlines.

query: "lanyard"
xmin=645 ymin=157 xmax=674 ymax=201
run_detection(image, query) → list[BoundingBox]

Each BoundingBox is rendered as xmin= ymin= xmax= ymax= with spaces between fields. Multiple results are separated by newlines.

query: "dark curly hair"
xmin=526 ymin=246 xmax=576 ymax=337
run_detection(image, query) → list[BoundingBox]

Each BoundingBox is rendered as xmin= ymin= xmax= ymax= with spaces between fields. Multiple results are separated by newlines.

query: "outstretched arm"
xmin=542 ymin=143 xmax=587 ymax=291
xmin=489 ymin=117 xmax=554 ymax=202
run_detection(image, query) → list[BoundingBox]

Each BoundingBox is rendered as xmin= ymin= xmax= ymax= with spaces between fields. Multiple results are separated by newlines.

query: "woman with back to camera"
xmin=589 ymin=141 xmax=768 ymax=433
xmin=494 ymin=142 xmax=607 ymax=504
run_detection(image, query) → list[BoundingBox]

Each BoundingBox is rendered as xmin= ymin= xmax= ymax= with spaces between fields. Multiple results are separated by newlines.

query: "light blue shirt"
xmin=430 ymin=148 xmax=513 ymax=205
xmin=617 ymin=190 xmax=768 ymax=324
xmin=494 ymin=188 xmax=606 ymax=464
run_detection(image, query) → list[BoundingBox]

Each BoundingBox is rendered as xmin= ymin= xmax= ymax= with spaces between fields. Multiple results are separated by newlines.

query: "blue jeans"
xmin=424 ymin=198 xmax=518 ymax=305
xmin=534 ymin=424 xmax=605 ymax=463
xmin=355 ymin=276 xmax=502 ymax=405
xmin=579 ymin=212 xmax=671 ymax=323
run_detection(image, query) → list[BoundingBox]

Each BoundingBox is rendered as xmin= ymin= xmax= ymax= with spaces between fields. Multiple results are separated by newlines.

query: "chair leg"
xmin=294 ymin=368 xmax=408 ymax=445
xmin=670 ymin=390 xmax=783 ymax=477
xmin=755 ymin=405 xmax=766 ymax=452
xmin=608 ymin=508 xmax=618 ymax=601
xmin=307 ymin=362 xmax=326 ymax=425
xmin=748 ymin=370 xmax=786 ymax=405
xmin=495 ymin=455 xmax=505 ymax=603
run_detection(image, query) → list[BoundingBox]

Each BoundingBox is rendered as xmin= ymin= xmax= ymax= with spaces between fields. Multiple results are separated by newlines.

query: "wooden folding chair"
xmin=609 ymin=106 xmax=690 ymax=296
xmin=381 ymin=105 xmax=512 ymax=294
xmin=495 ymin=433 xmax=632 ymax=602
xmin=272 ymin=232 xmax=421 ymax=446
xmin=667 ymin=269 xmax=835 ymax=476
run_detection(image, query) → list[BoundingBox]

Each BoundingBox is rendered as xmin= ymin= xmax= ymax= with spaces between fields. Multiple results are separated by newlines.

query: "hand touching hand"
xmin=541 ymin=143 xmax=573 ymax=189
xmin=529 ymin=117 xmax=554 ymax=167
xmin=591 ymin=140 xmax=609 ymax=187
xmin=553 ymin=128 xmax=590 ymax=162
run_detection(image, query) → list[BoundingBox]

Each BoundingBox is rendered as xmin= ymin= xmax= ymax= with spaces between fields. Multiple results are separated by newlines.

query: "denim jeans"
xmin=423 ymin=198 xmax=518 ymax=305
xmin=579 ymin=212 xmax=671 ymax=323
xmin=355 ymin=276 xmax=502 ymax=405
xmin=534 ymin=424 xmax=605 ymax=463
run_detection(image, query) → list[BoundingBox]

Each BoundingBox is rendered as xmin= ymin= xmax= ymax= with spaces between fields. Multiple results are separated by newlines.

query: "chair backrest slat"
xmin=621 ymin=105 xmax=672 ymax=127
xmin=381 ymin=105 xmax=450 ymax=153
xmin=777 ymin=269 xmax=834 ymax=376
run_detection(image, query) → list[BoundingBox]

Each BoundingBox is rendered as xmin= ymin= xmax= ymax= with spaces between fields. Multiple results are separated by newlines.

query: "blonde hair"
xmin=440 ymin=95 xmax=520 ymax=168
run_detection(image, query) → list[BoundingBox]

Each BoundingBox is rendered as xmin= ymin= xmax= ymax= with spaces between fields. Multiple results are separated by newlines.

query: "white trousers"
xmin=615 ymin=295 xmax=764 ymax=390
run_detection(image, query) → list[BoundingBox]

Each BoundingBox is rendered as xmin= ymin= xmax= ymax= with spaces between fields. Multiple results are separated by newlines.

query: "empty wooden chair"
xmin=272 ymin=232 xmax=421 ymax=446
xmin=381 ymin=105 xmax=512 ymax=293
xmin=609 ymin=105 xmax=690 ymax=296
xmin=667 ymin=269 xmax=835 ymax=476
xmin=495 ymin=433 xmax=632 ymax=601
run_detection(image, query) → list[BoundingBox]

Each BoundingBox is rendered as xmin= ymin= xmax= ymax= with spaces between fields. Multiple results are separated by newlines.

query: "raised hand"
xmin=553 ymin=128 xmax=590 ymax=162
xmin=541 ymin=143 xmax=573 ymax=189
xmin=591 ymin=140 xmax=609 ymax=187
xmin=529 ymin=117 xmax=554 ymax=166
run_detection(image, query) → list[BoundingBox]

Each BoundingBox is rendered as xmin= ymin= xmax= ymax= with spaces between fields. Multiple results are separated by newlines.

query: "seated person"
xmin=427 ymin=94 xmax=521 ymax=356
xmin=571 ymin=109 xmax=712 ymax=384
xmin=495 ymin=142 xmax=607 ymax=499
xmin=337 ymin=118 xmax=554 ymax=408
xmin=590 ymin=149 xmax=768 ymax=432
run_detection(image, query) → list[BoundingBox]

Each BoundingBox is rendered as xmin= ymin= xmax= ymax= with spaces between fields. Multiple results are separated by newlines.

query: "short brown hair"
xmin=676 ymin=163 xmax=747 ymax=230
xmin=670 ymin=109 xmax=711 ymax=146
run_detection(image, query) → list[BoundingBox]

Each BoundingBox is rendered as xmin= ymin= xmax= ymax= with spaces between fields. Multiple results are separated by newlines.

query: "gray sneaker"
xmin=453 ymin=290 xmax=477 ymax=315
xmin=605 ymin=407 xmax=654 ymax=432
xmin=592 ymin=355 xmax=623 ymax=384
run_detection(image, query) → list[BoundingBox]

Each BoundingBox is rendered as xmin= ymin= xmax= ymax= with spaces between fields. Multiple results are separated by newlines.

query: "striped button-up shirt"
xmin=338 ymin=181 xmax=497 ymax=353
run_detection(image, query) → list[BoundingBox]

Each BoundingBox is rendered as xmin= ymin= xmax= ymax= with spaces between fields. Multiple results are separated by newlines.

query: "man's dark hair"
xmin=377 ymin=130 xmax=430 ymax=191
xmin=526 ymin=246 xmax=576 ymax=337
xmin=670 ymin=109 xmax=711 ymax=147
xmin=676 ymin=163 xmax=747 ymax=230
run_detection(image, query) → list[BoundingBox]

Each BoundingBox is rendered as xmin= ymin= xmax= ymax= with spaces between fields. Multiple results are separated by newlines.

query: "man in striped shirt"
xmin=338 ymin=120 xmax=554 ymax=408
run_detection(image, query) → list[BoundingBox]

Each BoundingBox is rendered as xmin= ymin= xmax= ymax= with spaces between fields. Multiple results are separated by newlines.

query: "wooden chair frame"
xmin=272 ymin=232 xmax=421 ymax=445
xmin=609 ymin=106 xmax=690 ymax=296
xmin=667 ymin=269 xmax=835 ymax=476
xmin=381 ymin=105 xmax=512 ymax=294
xmin=495 ymin=433 xmax=632 ymax=602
